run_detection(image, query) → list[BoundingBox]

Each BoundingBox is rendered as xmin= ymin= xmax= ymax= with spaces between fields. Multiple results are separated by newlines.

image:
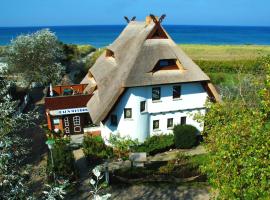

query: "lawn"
xmin=180 ymin=44 xmax=270 ymax=60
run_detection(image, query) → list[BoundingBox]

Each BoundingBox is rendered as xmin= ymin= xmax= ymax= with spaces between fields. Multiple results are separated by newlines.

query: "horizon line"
xmin=1 ymin=24 xmax=270 ymax=28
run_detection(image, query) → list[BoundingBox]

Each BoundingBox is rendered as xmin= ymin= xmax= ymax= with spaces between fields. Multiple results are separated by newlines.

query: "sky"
xmin=1 ymin=0 xmax=270 ymax=27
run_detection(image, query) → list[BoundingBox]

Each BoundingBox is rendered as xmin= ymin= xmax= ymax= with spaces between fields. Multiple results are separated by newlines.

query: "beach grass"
xmin=180 ymin=44 xmax=270 ymax=60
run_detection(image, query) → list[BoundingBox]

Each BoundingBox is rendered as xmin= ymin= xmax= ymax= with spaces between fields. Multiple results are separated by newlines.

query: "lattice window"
xmin=73 ymin=116 xmax=80 ymax=126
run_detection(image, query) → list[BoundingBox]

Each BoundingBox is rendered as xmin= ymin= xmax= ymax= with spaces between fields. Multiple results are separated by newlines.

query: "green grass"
xmin=180 ymin=44 xmax=270 ymax=60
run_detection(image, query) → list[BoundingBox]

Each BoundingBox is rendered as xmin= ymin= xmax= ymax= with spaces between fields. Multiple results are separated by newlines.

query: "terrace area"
xmin=45 ymin=84 xmax=92 ymax=110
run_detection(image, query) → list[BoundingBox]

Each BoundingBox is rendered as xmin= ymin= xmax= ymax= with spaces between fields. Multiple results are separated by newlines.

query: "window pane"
xmin=153 ymin=120 xmax=159 ymax=130
xmin=53 ymin=118 xmax=60 ymax=125
xmin=152 ymin=87 xmax=161 ymax=101
xmin=111 ymin=115 xmax=117 ymax=126
xmin=173 ymin=86 xmax=181 ymax=99
xmin=181 ymin=117 xmax=186 ymax=125
xmin=167 ymin=118 xmax=173 ymax=128
xmin=140 ymin=101 xmax=146 ymax=112
xmin=124 ymin=108 xmax=132 ymax=119
xmin=159 ymin=60 xmax=169 ymax=67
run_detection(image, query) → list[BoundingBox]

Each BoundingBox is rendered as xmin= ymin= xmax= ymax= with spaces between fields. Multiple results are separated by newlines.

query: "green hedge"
xmin=195 ymin=59 xmax=264 ymax=74
xmin=173 ymin=125 xmax=198 ymax=149
xmin=83 ymin=136 xmax=113 ymax=161
xmin=133 ymin=134 xmax=175 ymax=155
xmin=47 ymin=139 xmax=78 ymax=182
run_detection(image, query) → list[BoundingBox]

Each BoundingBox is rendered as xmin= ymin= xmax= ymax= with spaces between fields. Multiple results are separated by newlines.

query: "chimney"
xmin=145 ymin=15 xmax=158 ymax=25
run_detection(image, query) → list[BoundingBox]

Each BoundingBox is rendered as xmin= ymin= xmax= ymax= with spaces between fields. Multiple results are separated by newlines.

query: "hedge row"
xmin=133 ymin=134 xmax=175 ymax=155
xmin=195 ymin=59 xmax=264 ymax=74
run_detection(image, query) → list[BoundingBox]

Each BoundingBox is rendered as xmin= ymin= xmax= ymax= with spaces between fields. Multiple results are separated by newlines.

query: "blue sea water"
xmin=1 ymin=25 xmax=270 ymax=47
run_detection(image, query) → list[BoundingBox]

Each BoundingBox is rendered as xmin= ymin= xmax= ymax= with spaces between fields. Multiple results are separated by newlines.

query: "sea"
xmin=1 ymin=25 xmax=270 ymax=47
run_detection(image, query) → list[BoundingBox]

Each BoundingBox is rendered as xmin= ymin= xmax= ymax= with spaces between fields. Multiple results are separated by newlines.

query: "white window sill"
xmin=140 ymin=111 xmax=148 ymax=114
xmin=152 ymin=100 xmax=162 ymax=103
xmin=167 ymin=127 xmax=173 ymax=130
xmin=173 ymin=98 xmax=182 ymax=101
xmin=124 ymin=118 xmax=134 ymax=121
xmin=153 ymin=129 xmax=161 ymax=132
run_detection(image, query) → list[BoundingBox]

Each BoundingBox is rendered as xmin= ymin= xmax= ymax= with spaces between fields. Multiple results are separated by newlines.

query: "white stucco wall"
xmin=101 ymin=82 xmax=208 ymax=142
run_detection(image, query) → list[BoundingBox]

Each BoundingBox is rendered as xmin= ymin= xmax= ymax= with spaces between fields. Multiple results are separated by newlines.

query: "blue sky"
xmin=1 ymin=0 xmax=270 ymax=27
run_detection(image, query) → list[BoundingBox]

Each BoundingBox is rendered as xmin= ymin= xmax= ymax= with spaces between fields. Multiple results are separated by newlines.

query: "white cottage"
xmin=81 ymin=15 xmax=220 ymax=142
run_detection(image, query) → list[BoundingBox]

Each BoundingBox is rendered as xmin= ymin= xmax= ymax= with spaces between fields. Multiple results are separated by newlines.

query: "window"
xmin=64 ymin=117 xmax=69 ymax=126
xmin=173 ymin=85 xmax=181 ymax=99
xmin=65 ymin=127 xmax=70 ymax=134
xmin=181 ymin=116 xmax=186 ymax=125
xmin=167 ymin=118 xmax=174 ymax=128
xmin=124 ymin=108 xmax=132 ymax=119
xmin=152 ymin=87 xmax=161 ymax=101
xmin=159 ymin=60 xmax=169 ymax=67
xmin=153 ymin=120 xmax=159 ymax=130
xmin=111 ymin=114 xmax=117 ymax=126
xmin=73 ymin=116 xmax=80 ymax=126
xmin=152 ymin=59 xmax=178 ymax=72
xmin=106 ymin=49 xmax=115 ymax=58
xmin=140 ymin=101 xmax=146 ymax=112
xmin=53 ymin=118 xmax=60 ymax=125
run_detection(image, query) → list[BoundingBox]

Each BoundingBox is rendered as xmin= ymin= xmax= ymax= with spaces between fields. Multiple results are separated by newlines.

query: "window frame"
xmin=167 ymin=118 xmax=174 ymax=129
xmin=140 ymin=101 xmax=146 ymax=112
xmin=153 ymin=120 xmax=160 ymax=130
xmin=181 ymin=116 xmax=187 ymax=125
xmin=73 ymin=116 xmax=80 ymax=126
xmin=152 ymin=87 xmax=161 ymax=101
xmin=124 ymin=108 xmax=132 ymax=119
xmin=173 ymin=85 xmax=181 ymax=99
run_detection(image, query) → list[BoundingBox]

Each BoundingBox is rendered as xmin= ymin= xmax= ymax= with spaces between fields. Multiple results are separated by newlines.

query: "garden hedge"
xmin=173 ymin=124 xmax=198 ymax=149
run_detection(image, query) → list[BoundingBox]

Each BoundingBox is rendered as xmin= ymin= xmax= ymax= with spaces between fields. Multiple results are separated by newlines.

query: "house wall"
xmin=102 ymin=82 xmax=208 ymax=142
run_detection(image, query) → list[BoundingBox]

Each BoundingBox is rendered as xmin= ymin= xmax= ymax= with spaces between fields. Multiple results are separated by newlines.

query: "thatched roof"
xmin=81 ymin=17 xmax=218 ymax=124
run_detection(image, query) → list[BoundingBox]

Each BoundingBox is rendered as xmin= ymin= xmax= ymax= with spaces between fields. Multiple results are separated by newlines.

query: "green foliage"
xmin=6 ymin=29 xmax=65 ymax=86
xmin=109 ymin=134 xmax=139 ymax=159
xmin=0 ymin=46 xmax=6 ymax=57
xmin=196 ymin=59 xmax=264 ymax=74
xmin=82 ymin=136 xmax=113 ymax=161
xmin=202 ymin=101 xmax=270 ymax=199
xmin=47 ymin=139 xmax=78 ymax=182
xmin=61 ymin=43 xmax=95 ymax=63
xmin=134 ymin=134 xmax=174 ymax=155
xmin=0 ymin=77 xmax=37 ymax=199
xmin=173 ymin=124 xmax=198 ymax=149
xmin=84 ymin=48 xmax=105 ymax=72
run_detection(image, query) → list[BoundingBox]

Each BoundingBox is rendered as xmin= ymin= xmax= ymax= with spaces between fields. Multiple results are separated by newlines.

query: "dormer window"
xmin=106 ymin=49 xmax=115 ymax=58
xmin=152 ymin=59 xmax=185 ymax=72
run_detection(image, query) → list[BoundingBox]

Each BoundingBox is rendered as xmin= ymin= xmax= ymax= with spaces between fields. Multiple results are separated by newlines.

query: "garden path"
xmin=148 ymin=145 xmax=206 ymax=162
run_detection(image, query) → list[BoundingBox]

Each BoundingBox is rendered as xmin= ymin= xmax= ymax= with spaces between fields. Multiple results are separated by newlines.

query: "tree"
xmin=201 ymin=60 xmax=270 ymax=199
xmin=6 ymin=29 xmax=65 ymax=86
xmin=0 ymin=76 xmax=37 ymax=199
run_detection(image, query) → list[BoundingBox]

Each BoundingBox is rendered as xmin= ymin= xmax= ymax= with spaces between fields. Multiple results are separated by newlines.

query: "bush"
xmin=109 ymin=134 xmax=139 ymax=159
xmin=133 ymin=134 xmax=174 ymax=155
xmin=47 ymin=139 xmax=78 ymax=182
xmin=82 ymin=136 xmax=113 ymax=161
xmin=173 ymin=124 xmax=198 ymax=149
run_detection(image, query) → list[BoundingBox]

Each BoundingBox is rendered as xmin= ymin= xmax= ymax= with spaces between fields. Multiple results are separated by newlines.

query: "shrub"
xmin=133 ymin=134 xmax=174 ymax=155
xmin=47 ymin=139 xmax=78 ymax=182
xmin=173 ymin=124 xmax=198 ymax=149
xmin=82 ymin=136 xmax=113 ymax=161
xmin=109 ymin=134 xmax=139 ymax=159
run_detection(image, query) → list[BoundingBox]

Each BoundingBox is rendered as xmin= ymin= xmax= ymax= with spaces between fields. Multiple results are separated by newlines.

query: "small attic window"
xmin=106 ymin=49 xmax=115 ymax=58
xmin=147 ymin=25 xmax=168 ymax=39
xmin=152 ymin=59 xmax=185 ymax=72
